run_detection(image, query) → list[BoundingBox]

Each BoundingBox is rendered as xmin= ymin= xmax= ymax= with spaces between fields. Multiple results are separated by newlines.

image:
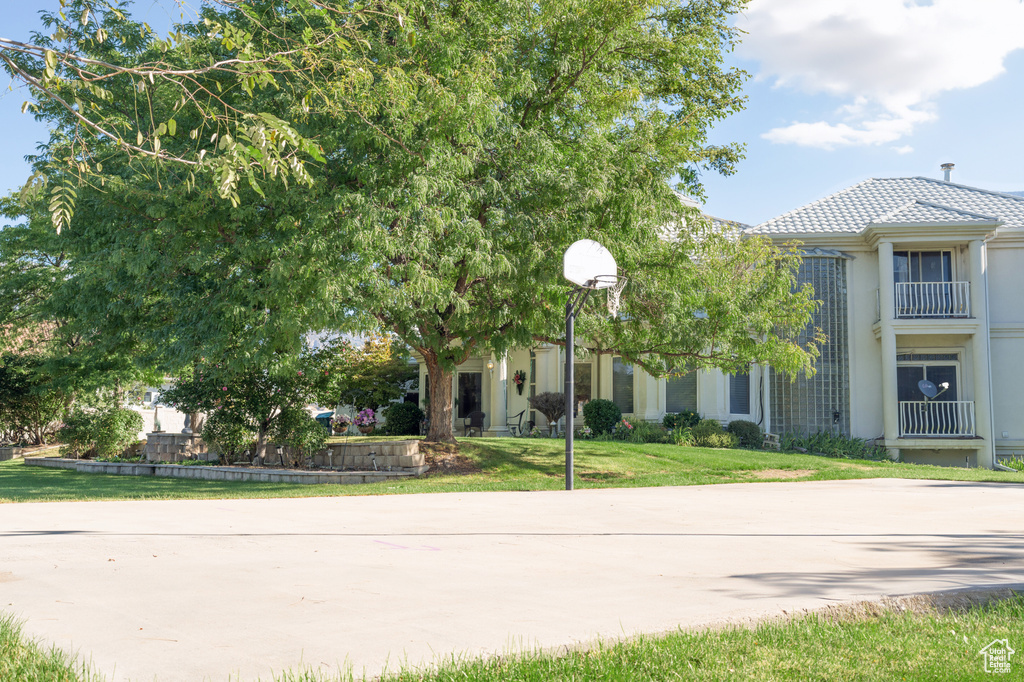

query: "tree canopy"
xmin=1 ymin=0 xmax=823 ymax=444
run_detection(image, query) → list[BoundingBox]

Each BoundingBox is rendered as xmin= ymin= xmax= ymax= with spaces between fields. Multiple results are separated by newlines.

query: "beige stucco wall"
xmin=985 ymin=240 xmax=1024 ymax=458
xmin=415 ymin=344 xmax=766 ymax=434
xmin=844 ymin=246 xmax=884 ymax=440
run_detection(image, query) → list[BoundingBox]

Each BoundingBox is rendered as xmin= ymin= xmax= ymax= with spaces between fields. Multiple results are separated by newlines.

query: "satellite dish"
xmin=564 ymin=239 xmax=617 ymax=289
xmin=918 ymin=379 xmax=938 ymax=399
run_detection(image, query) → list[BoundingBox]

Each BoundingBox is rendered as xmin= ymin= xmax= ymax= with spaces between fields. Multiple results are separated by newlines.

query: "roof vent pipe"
xmin=941 ymin=163 xmax=954 ymax=182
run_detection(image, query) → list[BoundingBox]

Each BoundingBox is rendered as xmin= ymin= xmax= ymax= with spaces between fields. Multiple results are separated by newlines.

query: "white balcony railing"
xmin=895 ymin=281 xmax=970 ymax=318
xmin=899 ymin=400 xmax=975 ymax=437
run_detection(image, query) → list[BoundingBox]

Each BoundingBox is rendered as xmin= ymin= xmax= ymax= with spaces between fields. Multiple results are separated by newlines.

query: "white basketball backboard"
xmin=563 ymin=239 xmax=617 ymax=288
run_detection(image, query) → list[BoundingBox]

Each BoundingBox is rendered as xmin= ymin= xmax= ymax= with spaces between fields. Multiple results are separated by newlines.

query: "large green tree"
xmin=3 ymin=0 xmax=822 ymax=445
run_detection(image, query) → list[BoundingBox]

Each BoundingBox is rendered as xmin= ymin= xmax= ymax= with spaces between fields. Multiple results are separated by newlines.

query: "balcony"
xmin=895 ymin=281 xmax=970 ymax=318
xmin=898 ymin=400 xmax=976 ymax=438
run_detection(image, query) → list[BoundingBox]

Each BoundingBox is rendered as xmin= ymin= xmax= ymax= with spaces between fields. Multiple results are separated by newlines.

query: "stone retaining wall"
xmin=146 ymin=432 xmax=211 ymax=462
xmin=313 ymin=440 xmax=423 ymax=471
xmin=25 ymin=457 xmax=426 ymax=484
xmin=0 ymin=445 xmax=62 ymax=462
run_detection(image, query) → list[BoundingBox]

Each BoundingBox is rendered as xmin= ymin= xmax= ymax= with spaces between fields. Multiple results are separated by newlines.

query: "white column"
xmin=878 ymin=241 xmax=900 ymax=458
xmin=969 ymin=239 xmax=995 ymax=468
xmin=486 ymin=354 xmax=509 ymax=436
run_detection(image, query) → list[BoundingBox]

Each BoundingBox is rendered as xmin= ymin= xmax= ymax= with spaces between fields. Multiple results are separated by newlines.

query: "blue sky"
xmin=3 ymin=0 xmax=1024 ymax=226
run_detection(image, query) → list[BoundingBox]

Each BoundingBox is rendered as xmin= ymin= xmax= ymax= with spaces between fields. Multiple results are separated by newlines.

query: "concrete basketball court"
xmin=2 ymin=478 xmax=1023 ymax=681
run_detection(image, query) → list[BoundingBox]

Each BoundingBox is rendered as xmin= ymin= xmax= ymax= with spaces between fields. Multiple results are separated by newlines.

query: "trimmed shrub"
xmin=663 ymin=410 xmax=700 ymax=431
xmin=528 ymin=392 xmax=566 ymax=427
xmin=583 ymin=399 xmax=621 ymax=435
xmin=691 ymin=418 xmax=739 ymax=449
xmin=727 ymin=419 xmax=763 ymax=449
xmin=381 ymin=402 xmax=424 ymax=436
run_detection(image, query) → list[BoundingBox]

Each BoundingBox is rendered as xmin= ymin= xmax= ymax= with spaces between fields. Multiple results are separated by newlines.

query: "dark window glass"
xmin=666 ymin=373 xmax=698 ymax=413
xmin=897 ymin=364 xmax=958 ymax=401
xmin=458 ymin=373 xmax=482 ymax=419
xmin=573 ymin=364 xmax=592 ymax=416
xmin=612 ymin=357 xmax=634 ymax=414
xmin=730 ymin=371 xmax=750 ymax=414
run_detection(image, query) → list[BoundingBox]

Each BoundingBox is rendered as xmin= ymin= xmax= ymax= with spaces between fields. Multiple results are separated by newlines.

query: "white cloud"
xmin=739 ymin=0 xmax=1024 ymax=149
xmin=892 ymin=145 xmax=915 ymax=155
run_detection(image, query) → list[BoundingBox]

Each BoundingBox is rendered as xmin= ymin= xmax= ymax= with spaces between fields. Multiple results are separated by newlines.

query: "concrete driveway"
xmin=2 ymin=478 xmax=1023 ymax=681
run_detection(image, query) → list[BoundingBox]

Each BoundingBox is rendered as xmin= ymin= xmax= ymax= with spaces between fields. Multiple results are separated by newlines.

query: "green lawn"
xmin=2 ymin=437 xmax=1022 ymax=503
xmin=5 ymin=594 xmax=1021 ymax=681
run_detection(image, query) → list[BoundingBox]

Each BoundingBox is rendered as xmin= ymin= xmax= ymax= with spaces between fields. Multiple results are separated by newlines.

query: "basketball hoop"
xmin=587 ymin=274 xmax=628 ymax=317
xmin=562 ymin=239 xmax=628 ymax=491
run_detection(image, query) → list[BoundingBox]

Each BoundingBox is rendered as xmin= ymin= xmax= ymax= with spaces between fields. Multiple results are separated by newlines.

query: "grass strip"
xmin=272 ymin=593 xmax=1024 ymax=681
xmin=2 ymin=437 xmax=1023 ymax=503
xmin=0 ymin=613 xmax=101 ymax=682
xmin=5 ymin=593 xmax=1020 ymax=681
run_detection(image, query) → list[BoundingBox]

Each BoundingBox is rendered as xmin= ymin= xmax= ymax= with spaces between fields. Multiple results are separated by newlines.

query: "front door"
xmin=457 ymin=372 xmax=482 ymax=419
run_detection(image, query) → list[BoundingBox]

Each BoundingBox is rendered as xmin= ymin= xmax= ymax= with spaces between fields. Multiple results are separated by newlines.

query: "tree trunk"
xmin=424 ymin=354 xmax=457 ymax=444
xmin=255 ymin=424 xmax=269 ymax=463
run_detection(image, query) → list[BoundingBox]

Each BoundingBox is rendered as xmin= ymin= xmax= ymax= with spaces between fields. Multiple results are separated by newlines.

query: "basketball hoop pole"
xmin=564 ymin=286 xmax=592 ymax=491
xmin=563 ymin=238 xmax=619 ymax=492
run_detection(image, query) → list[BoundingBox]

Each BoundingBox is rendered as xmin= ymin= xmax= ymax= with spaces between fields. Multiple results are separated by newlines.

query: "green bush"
xmin=1002 ymin=457 xmax=1024 ymax=472
xmin=271 ymin=408 xmax=328 ymax=466
xmin=727 ymin=419 xmax=763 ymax=449
xmin=202 ymin=411 xmax=257 ymax=464
xmin=625 ymin=420 xmax=669 ymax=444
xmin=57 ymin=407 xmax=143 ymax=459
xmin=671 ymin=426 xmax=694 ymax=446
xmin=583 ymin=399 xmax=621 ymax=435
xmin=690 ymin=418 xmax=739 ymax=449
xmin=381 ymin=402 xmax=424 ymax=436
xmin=663 ymin=410 xmax=700 ymax=431
xmin=781 ymin=431 xmax=888 ymax=460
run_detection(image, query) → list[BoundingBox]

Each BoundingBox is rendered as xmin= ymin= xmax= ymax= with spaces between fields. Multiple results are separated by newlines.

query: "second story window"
xmin=893 ymin=250 xmax=952 ymax=284
xmin=893 ymin=250 xmax=967 ymax=318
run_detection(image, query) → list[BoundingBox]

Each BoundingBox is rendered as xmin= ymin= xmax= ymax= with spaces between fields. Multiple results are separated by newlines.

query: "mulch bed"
xmin=419 ymin=442 xmax=482 ymax=475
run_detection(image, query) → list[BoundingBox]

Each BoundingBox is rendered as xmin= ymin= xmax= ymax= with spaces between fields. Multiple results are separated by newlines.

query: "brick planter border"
xmin=24 ymin=457 xmax=427 ymax=484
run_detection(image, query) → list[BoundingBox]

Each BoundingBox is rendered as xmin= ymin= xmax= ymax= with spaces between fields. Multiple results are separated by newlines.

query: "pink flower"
xmin=222 ymin=387 xmax=228 ymax=391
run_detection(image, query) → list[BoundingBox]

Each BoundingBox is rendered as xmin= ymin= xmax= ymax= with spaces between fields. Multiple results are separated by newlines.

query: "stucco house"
xmin=414 ymin=170 xmax=1024 ymax=469
xmin=747 ymin=171 xmax=1024 ymax=469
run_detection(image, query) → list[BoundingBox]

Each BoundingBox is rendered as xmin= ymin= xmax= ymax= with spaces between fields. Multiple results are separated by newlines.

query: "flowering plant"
xmin=353 ymin=408 xmax=377 ymax=426
xmin=612 ymin=418 xmax=634 ymax=441
xmin=574 ymin=425 xmax=593 ymax=440
xmin=331 ymin=414 xmax=351 ymax=427
xmin=513 ymin=370 xmax=527 ymax=386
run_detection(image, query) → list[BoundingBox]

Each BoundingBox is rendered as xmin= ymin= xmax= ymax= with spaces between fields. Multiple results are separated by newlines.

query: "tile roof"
xmin=870 ymin=200 xmax=998 ymax=226
xmin=747 ymin=177 xmax=1024 ymax=235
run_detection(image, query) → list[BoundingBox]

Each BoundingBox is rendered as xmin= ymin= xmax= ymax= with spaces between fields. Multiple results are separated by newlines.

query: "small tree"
xmin=0 ymin=353 xmax=69 ymax=445
xmin=320 ymin=334 xmax=416 ymax=413
xmin=528 ymin=392 xmax=566 ymax=434
xmin=162 ymin=346 xmax=334 ymax=461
